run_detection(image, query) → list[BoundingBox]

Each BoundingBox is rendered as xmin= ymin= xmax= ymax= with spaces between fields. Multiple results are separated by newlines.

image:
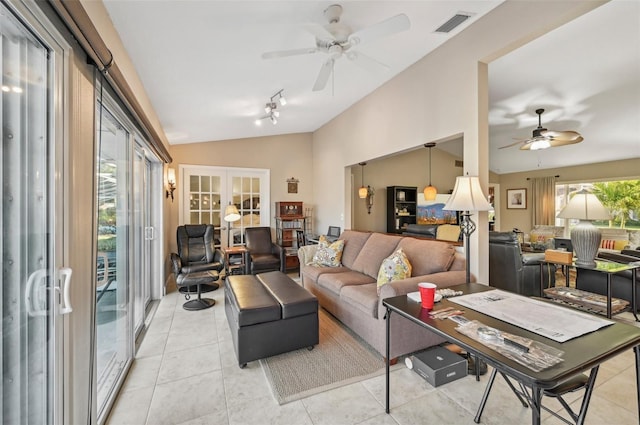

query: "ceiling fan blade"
xmin=262 ymin=47 xmax=318 ymax=59
xmin=348 ymin=13 xmax=410 ymax=46
xmin=313 ymin=58 xmax=334 ymax=91
xmin=302 ymin=23 xmax=335 ymax=41
xmin=499 ymin=139 xmax=528 ymax=149
xmin=346 ymin=51 xmax=390 ymax=72
xmin=543 ymin=130 xmax=584 ymax=142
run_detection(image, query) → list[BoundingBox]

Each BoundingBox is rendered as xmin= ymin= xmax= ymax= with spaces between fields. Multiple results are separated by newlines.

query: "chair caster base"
xmin=239 ymin=363 xmax=247 ymax=369
xmin=183 ymin=298 xmax=215 ymax=311
xmin=179 ymin=283 xmax=219 ymax=294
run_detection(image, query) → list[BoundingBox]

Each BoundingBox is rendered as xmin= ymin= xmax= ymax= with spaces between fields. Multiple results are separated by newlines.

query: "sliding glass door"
xmin=1 ymin=3 xmax=68 ymax=423
xmin=133 ymin=145 xmax=153 ymax=336
xmin=95 ymin=90 xmax=163 ymax=421
xmin=95 ymin=101 xmax=132 ymax=416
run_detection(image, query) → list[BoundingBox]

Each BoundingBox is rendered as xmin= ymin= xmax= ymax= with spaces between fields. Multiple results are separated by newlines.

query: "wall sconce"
xmin=358 ymin=162 xmax=375 ymax=214
xmin=166 ymin=167 xmax=176 ymax=202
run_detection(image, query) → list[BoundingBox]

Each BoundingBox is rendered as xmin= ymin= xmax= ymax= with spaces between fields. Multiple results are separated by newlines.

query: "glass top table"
xmin=541 ymin=258 xmax=639 ymax=320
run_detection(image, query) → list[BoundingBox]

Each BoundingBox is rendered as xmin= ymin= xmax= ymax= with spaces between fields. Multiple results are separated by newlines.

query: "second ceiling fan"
xmin=500 ymin=108 xmax=584 ymax=151
xmin=261 ymin=4 xmax=410 ymax=92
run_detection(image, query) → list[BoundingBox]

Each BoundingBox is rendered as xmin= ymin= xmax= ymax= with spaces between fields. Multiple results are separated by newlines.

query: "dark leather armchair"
xmin=244 ymin=227 xmax=284 ymax=274
xmin=489 ymin=231 xmax=555 ymax=297
xmin=170 ymin=224 xmax=224 ymax=310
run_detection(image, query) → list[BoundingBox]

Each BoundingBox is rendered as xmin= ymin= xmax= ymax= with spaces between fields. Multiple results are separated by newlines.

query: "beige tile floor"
xmin=106 ymin=280 xmax=640 ymax=425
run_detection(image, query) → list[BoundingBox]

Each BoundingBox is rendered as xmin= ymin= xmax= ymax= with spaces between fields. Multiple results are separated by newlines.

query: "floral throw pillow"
xmin=377 ymin=248 xmax=412 ymax=294
xmin=312 ymin=237 xmax=345 ymax=267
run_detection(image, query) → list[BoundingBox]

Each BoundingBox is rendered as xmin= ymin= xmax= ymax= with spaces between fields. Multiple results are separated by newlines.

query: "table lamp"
xmin=224 ymin=203 xmax=241 ymax=247
xmin=444 ymin=175 xmax=493 ymax=283
xmin=556 ymin=189 xmax=610 ymax=267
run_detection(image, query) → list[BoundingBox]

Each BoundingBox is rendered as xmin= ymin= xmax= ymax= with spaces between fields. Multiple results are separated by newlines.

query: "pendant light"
xmin=423 ymin=142 xmax=437 ymax=200
xmin=358 ymin=162 xmax=368 ymax=198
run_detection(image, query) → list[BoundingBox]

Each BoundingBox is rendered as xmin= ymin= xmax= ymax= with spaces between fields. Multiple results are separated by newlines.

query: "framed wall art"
xmin=507 ymin=188 xmax=527 ymax=209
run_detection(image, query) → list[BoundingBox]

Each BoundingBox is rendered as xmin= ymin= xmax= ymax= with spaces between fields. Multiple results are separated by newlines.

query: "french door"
xmin=1 ymin=2 xmax=69 ymax=424
xmin=179 ymin=166 xmax=270 ymax=247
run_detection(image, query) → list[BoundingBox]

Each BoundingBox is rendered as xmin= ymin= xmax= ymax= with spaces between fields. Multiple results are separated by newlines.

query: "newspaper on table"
xmin=449 ymin=289 xmax=612 ymax=342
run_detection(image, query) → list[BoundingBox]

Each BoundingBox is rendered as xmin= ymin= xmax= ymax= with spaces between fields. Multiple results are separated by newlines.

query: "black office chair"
xmin=170 ymin=224 xmax=224 ymax=310
xmin=244 ymin=227 xmax=284 ymax=274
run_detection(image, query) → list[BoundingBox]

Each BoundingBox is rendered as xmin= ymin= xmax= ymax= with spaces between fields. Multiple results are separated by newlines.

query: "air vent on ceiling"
xmin=435 ymin=13 xmax=472 ymax=33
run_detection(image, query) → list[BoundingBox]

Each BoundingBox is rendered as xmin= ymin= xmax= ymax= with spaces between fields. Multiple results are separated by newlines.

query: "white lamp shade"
xmin=167 ymin=167 xmax=176 ymax=185
xmin=443 ymin=176 xmax=493 ymax=212
xmin=358 ymin=186 xmax=368 ymax=199
xmin=224 ymin=204 xmax=241 ymax=222
xmin=557 ymin=190 xmax=610 ymax=221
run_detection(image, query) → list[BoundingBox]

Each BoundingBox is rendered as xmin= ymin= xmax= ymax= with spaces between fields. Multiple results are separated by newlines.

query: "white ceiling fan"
xmin=499 ymin=108 xmax=584 ymax=151
xmin=261 ymin=4 xmax=410 ymax=92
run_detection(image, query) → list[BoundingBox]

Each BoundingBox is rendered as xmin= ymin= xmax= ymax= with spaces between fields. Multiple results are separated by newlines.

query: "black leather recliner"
xmin=170 ymin=224 xmax=224 ymax=310
xmin=489 ymin=231 xmax=555 ymax=297
xmin=576 ymin=250 xmax=640 ymax=312
xmin=244 ymin=227 xmax=284 ymax=274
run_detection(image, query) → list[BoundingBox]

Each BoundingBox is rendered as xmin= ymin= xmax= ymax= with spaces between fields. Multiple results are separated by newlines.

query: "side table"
xmin=224 ymin=246 xmax=247 ymax=277
xmin=541 ymin=258 xmax=638 ymax=320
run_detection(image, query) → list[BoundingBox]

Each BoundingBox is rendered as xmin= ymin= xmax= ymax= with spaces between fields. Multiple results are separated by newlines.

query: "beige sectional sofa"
xmin=298 ymin=230 xmax=472 ymax=359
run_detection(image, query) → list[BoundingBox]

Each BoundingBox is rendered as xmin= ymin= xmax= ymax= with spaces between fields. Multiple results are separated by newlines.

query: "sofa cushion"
xmin=317 ymin=270 xmax=375 ymax=296
xmin=340 ymin=283 xmax=379 ymax=319
xmin=377 ymin=248 xmax=412 ymax=294
xmin=313 ymin=237 xmax=345 ymax=267
xmin=600 ymin=239 xmax=628 ymax=251
xmin=301 ymin=264 xmax=349 ymax=286
xmin=397 ymin=238 xmax=456 ymax=275
xmin=351 ymin=233 xmax=403 ymax=278
xmin=339 ymin=230 xmax=372 ymax=269
xmin=436 ymin=224 xmax=461 ymax=242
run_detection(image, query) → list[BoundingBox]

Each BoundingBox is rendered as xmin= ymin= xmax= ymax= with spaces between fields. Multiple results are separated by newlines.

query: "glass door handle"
xmin=145 ymin=226 xmax=155 ymax=240
xmin=25 ymin=269 xmax=48 ymax=317
xmin=57 ymin=267 xmax=73 ymax=315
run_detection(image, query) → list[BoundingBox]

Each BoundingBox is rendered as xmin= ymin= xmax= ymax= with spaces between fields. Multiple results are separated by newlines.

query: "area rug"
xmin=260 ymin=308 xmax=389 ymax=404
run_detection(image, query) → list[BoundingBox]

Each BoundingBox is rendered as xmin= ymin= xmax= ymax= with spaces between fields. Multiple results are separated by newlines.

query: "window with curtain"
xmin=530 ymin=176 xmax=557 ymax=225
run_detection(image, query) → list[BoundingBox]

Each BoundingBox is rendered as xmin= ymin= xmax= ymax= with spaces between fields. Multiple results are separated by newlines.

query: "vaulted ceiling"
xmin=103 ymin=0 xmax=639 ymax=174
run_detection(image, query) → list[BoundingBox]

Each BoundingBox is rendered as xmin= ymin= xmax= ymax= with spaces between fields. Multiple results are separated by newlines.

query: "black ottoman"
xmin=225 ymin=271 xmax=319 ymax=368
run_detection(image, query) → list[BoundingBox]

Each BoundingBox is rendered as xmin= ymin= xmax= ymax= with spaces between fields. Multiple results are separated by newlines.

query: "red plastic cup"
xmin=418 ymin=282 xmax=437 ymax=309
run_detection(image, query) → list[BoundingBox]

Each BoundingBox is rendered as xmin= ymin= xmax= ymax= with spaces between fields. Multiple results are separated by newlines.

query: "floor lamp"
xmin=444 ymin=175 xmax=493 ymax=283
xmin=224 ymin=203 xmax=241 ymax=247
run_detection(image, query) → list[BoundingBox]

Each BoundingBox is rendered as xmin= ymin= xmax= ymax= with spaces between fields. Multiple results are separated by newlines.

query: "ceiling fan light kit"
xmin=499 ymin=108 xmax=584 ymax=151
xmin=261 ymin=4 xmax=410 ymax=92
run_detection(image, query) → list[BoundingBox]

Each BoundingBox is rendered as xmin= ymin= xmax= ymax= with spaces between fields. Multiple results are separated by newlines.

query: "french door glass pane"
xmin=96 ymin=103 xmax=131 ymax=416
xmin=187 ymin=173 xmax=222 ymax=246
xmin=1 ymin=5 xmax=53 ymax=423
xmin=231 ymin=176 xmax=261 ymax=245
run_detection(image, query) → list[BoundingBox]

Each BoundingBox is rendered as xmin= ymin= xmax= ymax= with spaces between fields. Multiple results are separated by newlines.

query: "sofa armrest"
xmin=377 ymin=271 xmax=471 ymax=319
xmin=298 ymin=245 xmax=319 ymax=266
xmin=170 ymin=253 xmax=181 ymax=276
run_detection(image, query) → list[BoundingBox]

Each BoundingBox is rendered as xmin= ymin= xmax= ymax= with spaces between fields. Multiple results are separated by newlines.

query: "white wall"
xmin=311 ymin=1 xmax=605 ymax=282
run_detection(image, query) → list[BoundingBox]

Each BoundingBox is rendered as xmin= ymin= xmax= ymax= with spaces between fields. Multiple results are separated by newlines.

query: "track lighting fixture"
xmin=255 ymin=89 xmax=287 ymax=126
